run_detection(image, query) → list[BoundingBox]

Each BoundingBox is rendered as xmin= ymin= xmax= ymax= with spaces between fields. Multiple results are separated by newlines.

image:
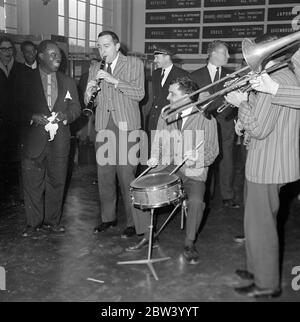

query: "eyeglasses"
xmin=0 ymin=47 xmax=14 ymax=53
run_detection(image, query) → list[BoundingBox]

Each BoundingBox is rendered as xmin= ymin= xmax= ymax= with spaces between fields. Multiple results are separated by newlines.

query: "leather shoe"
xmin=235 ymin=269 xmax=254 ymax=280
xmin=233 ymin=235 xmax=245 ymax=243
xmin=121 ymin=226 xmax=136 ymax=238
xmin=183 ymin=245 xmax=199 ymax=264
xmin=126 ymin=238 xmax=159 ymax=252
xmin=223 ymin=199 xmax=240 ymax=209
xmin=235 ymin=283 xmax=281 ymax=298
xmin=94 ymin=221 xmax=117 ymax=233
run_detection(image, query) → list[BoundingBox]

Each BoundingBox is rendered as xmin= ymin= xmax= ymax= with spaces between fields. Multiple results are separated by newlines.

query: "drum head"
xmin=131 ymin=172 xmax=179 ymax=190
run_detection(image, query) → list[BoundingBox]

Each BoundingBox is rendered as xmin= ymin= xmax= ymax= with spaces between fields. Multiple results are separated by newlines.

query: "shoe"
xmin=126 ymin=237 xmax=159 ymax=252
xmin=93 ymin=221 xmax=117 ymax=233
xmin=121 ymin=226 xmax=136 ymax=239
xmin=22 ymin=226 xmax=38 ymax=237
xmin=233 ymin=235 xmax=246 ymax=243
xmin=235 ymin=283 xmax=281 ymax=298
xmin=223 ymin=199 xmax=240 ymax=209
xmin=41 ymin=225 xmax=65 ymax=233
xmin=183 ymin=245 xmax=199 ymax=264
xmin=235 ymin=269 xmax=254 ymax=280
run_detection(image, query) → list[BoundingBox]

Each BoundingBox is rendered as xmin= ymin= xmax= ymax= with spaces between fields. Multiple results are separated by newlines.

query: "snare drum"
xmin=130 ymin=172 xmax=184 ymax=209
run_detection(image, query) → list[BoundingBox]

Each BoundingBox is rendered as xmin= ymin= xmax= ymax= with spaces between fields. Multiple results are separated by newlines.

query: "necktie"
xmin=160 ymin=69 xmax=165 ymax=87
xmin=47 ymin=74 xmax=52 ymax=111
xmin=177 ymin=112 xmax=183 ymax=131
xmin=213 ymin=67 xmax=220 ymax=83
xmin=107 ymin=63 xmax=112 ymax=75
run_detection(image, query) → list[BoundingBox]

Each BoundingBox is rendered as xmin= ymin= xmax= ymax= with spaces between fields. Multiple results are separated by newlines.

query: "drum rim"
xmin=130 ymin=178 xmax=181 ymax=191
xmin=130 ymin=172 xmax=181 ymax=190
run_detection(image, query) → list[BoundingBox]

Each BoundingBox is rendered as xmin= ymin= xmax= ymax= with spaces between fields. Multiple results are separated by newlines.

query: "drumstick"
xmin=169 ymin=140 xmax=204 ymax=176
xmin=133 ymin=166 xmax=152 ymax=182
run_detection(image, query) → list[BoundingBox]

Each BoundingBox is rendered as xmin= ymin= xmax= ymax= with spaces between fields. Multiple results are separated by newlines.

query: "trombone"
xmin=161 ymin=30 xmax=300 ymax=121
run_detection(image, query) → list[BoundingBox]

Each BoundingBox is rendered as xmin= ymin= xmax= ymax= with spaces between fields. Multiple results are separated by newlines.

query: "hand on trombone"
xmin=225 ymin=90 xmax=249 ymax=108
xmin=249 ymin=72 xmax=279 ymax=95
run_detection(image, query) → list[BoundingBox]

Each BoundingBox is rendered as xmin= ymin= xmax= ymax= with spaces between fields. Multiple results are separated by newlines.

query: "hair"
xmin=207 ymin=40 xmax=228 ymax=57
xmin=37 ymin=40 xmax=58 ymax=55
xmin=98 ymin=31 xmax=119 ymax=44
xmin=21 ymin=40 xmax=36 ymax=52
xmin=0 ymin=35 xmax=14 ymax=47
xmin=170 ymin=76 xmax=199 ymax=102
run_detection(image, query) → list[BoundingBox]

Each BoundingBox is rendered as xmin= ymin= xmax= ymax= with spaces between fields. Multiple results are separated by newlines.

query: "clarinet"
xmin=82 ymin=57 xmax=106 ymax=117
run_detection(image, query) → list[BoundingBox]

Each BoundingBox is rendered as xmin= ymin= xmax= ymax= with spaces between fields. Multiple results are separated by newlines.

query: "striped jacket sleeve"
xmin=203 ymin=117 xmax=219 ymax=167
xmin=269 ymin=49 xmax=300 ymax=108
xmin=116 ymin=58 xmax=145 ymax=102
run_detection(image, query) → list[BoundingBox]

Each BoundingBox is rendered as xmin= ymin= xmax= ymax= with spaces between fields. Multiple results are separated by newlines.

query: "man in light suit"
xmin=191 ymin=40 xmax=239 ymax=209
xmin=225 ymin=34 xmax=300 ymax=297
xmin=20 ymin=40 xmax=81 ymax=237
xmin=147 ymin=45 xmax=189 ymax=134
xmin=85 ymin=31 xmax=145 ymax=238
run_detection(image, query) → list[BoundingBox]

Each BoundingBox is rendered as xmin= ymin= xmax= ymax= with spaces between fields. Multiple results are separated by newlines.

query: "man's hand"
xmin=86 ymin=80 xmax=98 ymax=98
xmin=225 ymin=90 xmax=248 ymax=108
xmin=54 ymin=111 xmax=67 ymax=123
xmin=234 ymin=119 xmax=244 ymax=136
xmin=96 ymin=70 xmax=119 ymax=86
xmin=184 ymin=150 xmax=199 ymax=167
xmin=31 ymin=113 xmax=48 ymax=126
xmin=250 ymin=72 xmax=279 ymax=95
xmin=147 ymin=157 xmax=158 ymax=168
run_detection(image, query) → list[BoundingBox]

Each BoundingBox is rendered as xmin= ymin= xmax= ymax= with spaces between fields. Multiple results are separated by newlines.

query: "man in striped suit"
xmin=127 ymin=77 xmax=219 ymax=264
xmin=85 ymin=31 xmax=145 ymax=238
xmin=225 ymin=35 xmax=300 ymax=298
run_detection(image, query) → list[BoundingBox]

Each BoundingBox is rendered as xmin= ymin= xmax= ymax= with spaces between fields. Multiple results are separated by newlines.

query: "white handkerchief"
xmin=64 ymin=90 xmax=72 ymax=101
xmin=45 ymin=112 xmax=59 ymax=141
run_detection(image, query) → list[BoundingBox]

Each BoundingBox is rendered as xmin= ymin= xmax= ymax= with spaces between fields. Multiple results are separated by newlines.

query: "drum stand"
xmin=117 ymin=198 xmax=187 ymax=280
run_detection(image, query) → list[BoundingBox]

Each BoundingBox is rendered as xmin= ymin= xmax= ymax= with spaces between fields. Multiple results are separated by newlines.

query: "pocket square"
xmin=64 ymin=90 xmax=72 ymax=101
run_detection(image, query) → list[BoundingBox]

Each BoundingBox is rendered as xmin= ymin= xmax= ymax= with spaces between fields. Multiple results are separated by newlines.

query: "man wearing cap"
xmin=146 ymin=45 xmax=189 ymax=136
xmin=191 ymin=40 xmax=239 ymax=209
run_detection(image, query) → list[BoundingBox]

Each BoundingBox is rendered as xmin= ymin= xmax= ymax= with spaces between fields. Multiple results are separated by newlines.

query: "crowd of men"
xmin=1 ymin=30 xmax=299 ymax=298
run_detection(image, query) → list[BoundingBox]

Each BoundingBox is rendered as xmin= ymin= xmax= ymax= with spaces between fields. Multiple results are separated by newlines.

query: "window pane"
xmin=89 ymin=41 xmax=96 ymax=48
xmin=69 ymin=38 xmax=77 ymax=46
xmin=90 ymin=0 xmax=97 ymax=5
xmin=69 ymin=18 xmax=77 ymax=38
xmin=97 ymin=0 xmax=103 ymax=6
xmin=78 ymin=1 xmax=85 ymax=20
xmin=4 ymin=0 xmax=17 ymax=5
xmin=69 ymin=0 xmax=77 ymax=19
xmin=90 ymin=5 xmax=96 ymax=23
xmin=58 ymin=0 xmax=64 ymax=16
xmin=77 ymin=39 xmax=85 ymax=48
xmin=90 ymin=23 xmax=96 ymax=41
xmin=96 ymin=24 xmax=102 ymax=36
xmin=97 ymin=7 xmax=102 ymax=24
xmin=5 ymin=4 xmax=17 ymax=28
xmin=5 ymin=27 xmax=17 ymax=34
xmin=58 ymin=16 xmax=65 ymax=36
xmin=77 ymin=20 xmax=85 ymax=39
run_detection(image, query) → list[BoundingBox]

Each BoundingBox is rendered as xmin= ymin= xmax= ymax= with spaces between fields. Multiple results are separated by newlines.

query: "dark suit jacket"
xmin=190 ymin=65 xmax=235 ymax=120
xmin=147 ymin=65 xmax=189 ymax=132
xmin=20 ymin=69 xmax=81 ymax=159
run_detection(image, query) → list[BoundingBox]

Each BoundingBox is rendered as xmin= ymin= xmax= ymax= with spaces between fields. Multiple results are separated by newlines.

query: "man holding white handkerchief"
xmin=20 ymin=40 xmax=80 ymax=237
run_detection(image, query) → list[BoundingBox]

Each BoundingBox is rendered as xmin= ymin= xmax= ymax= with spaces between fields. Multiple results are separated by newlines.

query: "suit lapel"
xmin=113 ymin=53 xmax=126 ymax=78
xmin=53 ymin=72 xmax=64 ymax=112
xmin=34 ymin=70 xmax=51 ymax=115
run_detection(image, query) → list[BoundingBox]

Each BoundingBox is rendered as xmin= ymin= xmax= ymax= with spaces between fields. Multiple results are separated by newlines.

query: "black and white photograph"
xmin=0 ymin=0 xmax=299 ymax=306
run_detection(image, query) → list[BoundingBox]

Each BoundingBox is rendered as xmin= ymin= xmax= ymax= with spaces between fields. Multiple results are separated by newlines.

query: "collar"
xmin=180 ymin=105 xmax=194 ymax=119
xmin=25 ymin=60 xmax=37 ymax=69
xmin=207 ymin=62 xmax=220 ymax=73
xmin=107 ymin=53 xmax=119 ymax=73
xmin=163 ymin=64 xmax=173 ymax=74
xmin=39 ymin=66 xmax=55 ymax=77
xmin=0 ymin=58 xmax=14 ymax=77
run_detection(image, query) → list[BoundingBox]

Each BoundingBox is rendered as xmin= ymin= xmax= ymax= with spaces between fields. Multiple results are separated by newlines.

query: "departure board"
xmin=144 ymin=0 xmax=300 ymax=58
